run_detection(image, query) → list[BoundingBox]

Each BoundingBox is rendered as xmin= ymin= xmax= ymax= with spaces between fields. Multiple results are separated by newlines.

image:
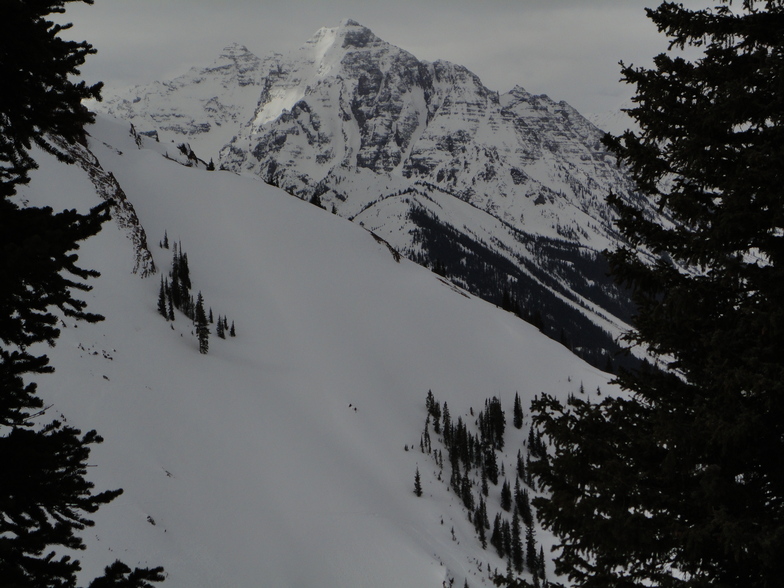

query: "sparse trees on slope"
xmin=532 ymin=1 xmax=784 ymax=586
xmin=0 ymin=2 xmax=163 ymax=585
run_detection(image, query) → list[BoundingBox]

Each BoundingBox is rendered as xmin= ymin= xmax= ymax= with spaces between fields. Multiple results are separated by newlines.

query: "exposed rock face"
xmin=49 ymin=132 xmax=156 ymax=277
xmin=209 ymin=22 xmax=637 ymax=246
xmin=96 ymin=20 xmax=651 ymax=369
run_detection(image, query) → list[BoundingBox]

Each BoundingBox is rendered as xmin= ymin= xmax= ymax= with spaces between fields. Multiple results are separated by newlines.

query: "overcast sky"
xmin=61 ymin=0 xmax=704 ymax=116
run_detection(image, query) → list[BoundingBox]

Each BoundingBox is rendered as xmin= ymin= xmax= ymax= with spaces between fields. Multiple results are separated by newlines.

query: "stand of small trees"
xmin=156 ymin=236 xmax=237 ymax=353
xmin=417 ymin=391 xmax=548 ymax=584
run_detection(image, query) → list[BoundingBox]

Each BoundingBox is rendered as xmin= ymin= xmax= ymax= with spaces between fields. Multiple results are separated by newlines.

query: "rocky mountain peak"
xmin=337 ymin=19 xmax=381 ymax=48
xmin=211 ymin=43 xmax=263 ymax=85
xmin=507 ymin=85 xmax=530 ymax=98
xmin=218 ymin=42 xmax=256 ymax=59
xmin=300 ymin=19 xmax=386 ymax=70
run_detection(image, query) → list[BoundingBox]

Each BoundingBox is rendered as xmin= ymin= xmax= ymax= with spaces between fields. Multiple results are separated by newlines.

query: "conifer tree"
xmin=513 ymin=392 xmax=523 ymax=429
xmin=179 ymin=250 xmax=191 ymax=292
xmin=532 ymin=2 xmax=784 ymax=586
xmin=414 ymin=467 xmax=422 ymax=497
xmin=0 ymin=0 xmax=101 ymax=198
xmin=500 ymin=478 xmax=512 ymax=512
xmin=88 ymin=561 xmax=166 ymax=588
xmin=216 ymin=315 xmax=225 ymax=339
xmin=425 ymin=389 xmax=436 ymax=415
xmin=460 ymin=469 xmax=473 ymax=510
xmin=0 ymin=1 xmax=164 ymax=586
xmin=502 ymin=518 xmax=512 ymax=561
xmin=516 ymin=449 xmax=525 ymax=480
xmin=481 ymin=396 xmax=506 ymax=450
xmin=157 ymin=277 xmax=168 ymax=318
xmin=169 ymin=271 xmax=181 ymax=310
xmin=442 ymin=401 xmax=451 ymax=444
xmin=485 ymin=447 xmax=499 ymax=486
xmin=229 ymin=321 xmax=236 ymax=337
xmin=490 ymin=514 xmax=504 ymax=558
xmin=524 ymin=517 xmax=537 ymax=575
xmin=511 ymin=506 xmax=524 ymax=574
xmin=426 ymin=392 xmax=442 ymax=435
xmin=474 ymin=498 xmax=488 ymax=549
xmin=195 ymin=292 xmax=209 ymax=354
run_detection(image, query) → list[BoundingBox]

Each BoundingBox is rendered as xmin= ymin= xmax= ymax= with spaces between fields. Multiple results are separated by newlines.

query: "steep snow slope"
xmin=18 ymin=116 xmax=613 ymax=587
xmin=96 ymin=20 xmax=645 ymax=372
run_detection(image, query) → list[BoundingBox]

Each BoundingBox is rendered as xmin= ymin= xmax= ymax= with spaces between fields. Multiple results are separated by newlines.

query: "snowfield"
xmin=17 ymin=115 xmax=613 ymax=587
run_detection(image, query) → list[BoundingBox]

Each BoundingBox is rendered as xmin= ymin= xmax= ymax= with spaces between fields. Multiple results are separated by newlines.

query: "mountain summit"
xmin=310 ymin=18 xmax=384 ymax=50
xmin=97 ymin=21 xmax=649 ymax=368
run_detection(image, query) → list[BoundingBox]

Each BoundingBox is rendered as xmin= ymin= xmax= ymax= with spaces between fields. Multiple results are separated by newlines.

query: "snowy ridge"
xmin=96 ymin=19 xmax=647 ymax=369
xmin=96 ymin=43 xmax=278 ymax=158
xmin=48 ymin=132 xmax=157 ymax=277
xmin=17 ymin=115 xmax=615 ymax=587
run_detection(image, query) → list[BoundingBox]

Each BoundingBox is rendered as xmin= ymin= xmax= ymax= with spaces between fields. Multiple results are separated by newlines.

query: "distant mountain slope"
xmin=17 ymin=115 xmax=613 ymax=588
xmin=96 ymin=19 xmax=650 ymax=369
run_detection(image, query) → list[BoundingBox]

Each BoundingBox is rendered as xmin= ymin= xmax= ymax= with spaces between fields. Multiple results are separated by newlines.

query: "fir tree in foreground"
xmin=0 ymin=1 xmax=163 ymax=586
xmin=532 ymin=1 xmax=784 ymax=586
xmin=87 ymin=561 xmax=166 ymax=588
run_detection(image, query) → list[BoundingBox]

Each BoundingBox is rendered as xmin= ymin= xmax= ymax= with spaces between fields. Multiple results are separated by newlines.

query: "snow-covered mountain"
xmin=17 ymin=115 xmax=615 ymax=588
xmin=96 ymin=19 xmax=645 ymax=369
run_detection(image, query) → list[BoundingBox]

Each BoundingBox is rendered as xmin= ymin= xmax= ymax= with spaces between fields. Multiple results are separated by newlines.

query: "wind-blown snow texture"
xmin=16 ymin=116 xmax=613 ymax=587
xmin=96 ymin=19 xmax=650 ymax=370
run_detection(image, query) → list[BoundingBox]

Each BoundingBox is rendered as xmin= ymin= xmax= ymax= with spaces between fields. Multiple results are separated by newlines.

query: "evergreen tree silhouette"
xmin=0 ymin=1 xmax=164 ymax=585
xmin=533 ymin=2 xmax=784 ymax=586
